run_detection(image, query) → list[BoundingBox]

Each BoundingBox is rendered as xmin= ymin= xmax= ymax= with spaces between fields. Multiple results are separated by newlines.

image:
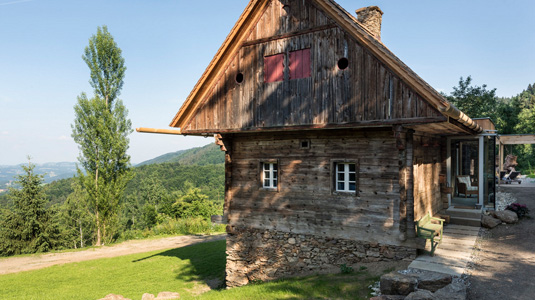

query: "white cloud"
xmin=0 ymin=0 xmax=33 ymax=6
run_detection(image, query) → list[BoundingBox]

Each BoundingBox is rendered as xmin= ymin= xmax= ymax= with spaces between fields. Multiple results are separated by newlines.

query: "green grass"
xmin=0 ymin=240 xmax=226 ymax=300
xmin=0 ymin=239 xmax=383 ymax=300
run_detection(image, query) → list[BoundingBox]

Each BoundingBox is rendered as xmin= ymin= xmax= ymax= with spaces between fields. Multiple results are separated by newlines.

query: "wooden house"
xmin=140 ymin=0 xmax=496 ymax=287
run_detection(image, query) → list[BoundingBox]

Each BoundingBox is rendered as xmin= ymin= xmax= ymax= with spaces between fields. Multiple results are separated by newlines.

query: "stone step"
xmin=450 ymin=216 xmax=481 ymax=227
xmin=408 ymin=260 xmax=464 ymax=277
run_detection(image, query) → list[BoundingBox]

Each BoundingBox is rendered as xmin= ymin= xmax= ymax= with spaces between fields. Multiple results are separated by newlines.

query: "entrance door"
xmin=451 ymin=139 xmax=479 ymax=207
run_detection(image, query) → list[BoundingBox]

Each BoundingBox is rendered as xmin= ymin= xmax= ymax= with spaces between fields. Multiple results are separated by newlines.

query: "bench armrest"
xmin=417 ymin=227 xmax=436 ymax=233
xmin=430 ymin=217 xmax=445 ymax=223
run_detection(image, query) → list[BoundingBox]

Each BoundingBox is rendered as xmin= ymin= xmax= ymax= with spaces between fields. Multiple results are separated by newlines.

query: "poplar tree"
xmin=72 ymin=26 xmax=132 ymax=246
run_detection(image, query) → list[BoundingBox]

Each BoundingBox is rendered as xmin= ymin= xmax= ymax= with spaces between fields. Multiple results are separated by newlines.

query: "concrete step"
xmin=443 ymin=224 xmax=481 ymax=233
xmin=415 ymin=254 xmax=469 ymax=269
xmin=450 ymin=216 xmax=481 ymax=227
xmin=409 ymin=260 xmax=464 ymax=277
xmin=446 ymin=209 xmax=482 ymax=219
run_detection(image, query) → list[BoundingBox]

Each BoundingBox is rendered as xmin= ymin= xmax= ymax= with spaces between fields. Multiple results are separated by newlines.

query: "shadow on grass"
xmin=132 ymin=239 xmax=226 ymax=289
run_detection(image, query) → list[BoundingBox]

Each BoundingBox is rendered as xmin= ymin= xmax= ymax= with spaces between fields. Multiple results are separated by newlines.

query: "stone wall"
xmin=226 ymin=226 xmax=417 ymax=287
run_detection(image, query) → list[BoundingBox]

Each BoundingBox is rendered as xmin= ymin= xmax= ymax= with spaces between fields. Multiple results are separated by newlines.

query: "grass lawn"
xmin=0 ymin=239 xmax=386 ymax=300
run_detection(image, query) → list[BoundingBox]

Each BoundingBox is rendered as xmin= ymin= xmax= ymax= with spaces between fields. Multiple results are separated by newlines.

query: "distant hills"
xmin=0 ymin=143 xmax=223 ymax=190
xmin=136 ymin=143 xmax=223 ymax=166
xmin=0 ymin=162 xmax=77 ymax=190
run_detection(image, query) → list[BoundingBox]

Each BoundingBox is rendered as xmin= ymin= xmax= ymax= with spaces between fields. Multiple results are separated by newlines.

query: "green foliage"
xmin=43 ymin=178 xmax=74 ymax=207
xmin=340 ymin=264 xmax=354 ymax=274
xmin=83 ymin=25 xmax=126 ymax=107
xmin=73 ymin=26 xmax=132 ymax=246
xmin=171 ymin=183 xmax=222 ymax=220
xmin=446 ymin=76 xmax=498 ymax=121
xmin=0 ymin=160 xmax=60 ymax=256
xmin=57 ymin=181 xmax=94 ymax=249
xmin=72 ymin=93 xmax=133 ymax=245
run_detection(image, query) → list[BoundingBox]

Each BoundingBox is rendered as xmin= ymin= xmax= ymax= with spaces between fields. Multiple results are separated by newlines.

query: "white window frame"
xmin=332 ymin=160 xmax=358 ymax=195
xmin=261 ymin=161 xmax=278 ymax=189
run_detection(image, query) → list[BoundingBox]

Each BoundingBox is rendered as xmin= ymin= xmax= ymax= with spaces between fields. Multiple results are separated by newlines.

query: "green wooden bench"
xmin=416 ymin=213 xmax=445 ymax=256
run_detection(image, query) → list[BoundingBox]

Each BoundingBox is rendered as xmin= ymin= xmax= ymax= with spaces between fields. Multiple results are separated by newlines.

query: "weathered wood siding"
xmin=227 ymin=129 xmax=409 ymax=246
xmin=412 ymin=134 xmax=442 ymax=221
xmin=182 ymin=0 xmax=442 ymax=133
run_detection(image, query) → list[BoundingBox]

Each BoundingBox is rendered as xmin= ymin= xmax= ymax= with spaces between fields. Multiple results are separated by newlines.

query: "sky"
xmin=1 ymin=0 xmax=534 ymax=166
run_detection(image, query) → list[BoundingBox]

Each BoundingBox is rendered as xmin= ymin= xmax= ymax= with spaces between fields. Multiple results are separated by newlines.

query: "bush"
xmin=148 ymin=217 xmax=225 ymax=236
xmin=340 ymin=264 xmax=354 ymax=274
xmin=506 ymin=203 xmax=530 ymax=218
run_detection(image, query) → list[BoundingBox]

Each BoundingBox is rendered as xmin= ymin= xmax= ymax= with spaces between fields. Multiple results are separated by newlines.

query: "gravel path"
xmin=0 ymin=234 xmax=226 ymax=275
xmin=467 ymin=185 xmax=535 ymax=300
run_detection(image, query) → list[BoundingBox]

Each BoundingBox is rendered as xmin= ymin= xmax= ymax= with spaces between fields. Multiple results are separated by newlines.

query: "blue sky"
xmin=1 ymin=0 xmax=534 ymax=165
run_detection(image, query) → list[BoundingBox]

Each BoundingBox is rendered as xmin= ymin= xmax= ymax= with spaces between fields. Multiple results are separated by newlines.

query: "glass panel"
xmin=338 ymin=173 xmax=345 ymax=181
xmin=349 ymin=173 xmax=356 ymax=182
xmin=273 ymin=163 xmax=278 ymax=170
xmin=273 ymin=171 xmax=278 ymax=179
xmin=273 ymin=179 xmax=277 ymax=187
xmin=484 ymin=136 xmax=496 ymax=207
xmin=338 ymin=163 xmax=344 ymax=172
xmin=263 ymin=163 xmax=269 ymax=171
xmin=338 ymin=182 xmax=345 ymax=190
xmin=349 ymin=183 xmax=356 ymax=191
xmin=264 ymin=171 xmax=270 ymax=179
xmin=264 ymin=179 xmax=270 ymax=187
xmin=349 ymin=163 xmax=355 ymax=172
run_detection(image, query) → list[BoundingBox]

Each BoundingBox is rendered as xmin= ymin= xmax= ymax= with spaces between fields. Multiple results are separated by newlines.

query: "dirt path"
xmin=0 ymin=234 xmax=226 ymax=275
xmin=467 ymin=185 xmax=535 ymax=300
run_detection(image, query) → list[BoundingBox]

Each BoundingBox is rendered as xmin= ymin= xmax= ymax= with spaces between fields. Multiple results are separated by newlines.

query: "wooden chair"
xmin=456 ymin=175 xmax=478 ymax=198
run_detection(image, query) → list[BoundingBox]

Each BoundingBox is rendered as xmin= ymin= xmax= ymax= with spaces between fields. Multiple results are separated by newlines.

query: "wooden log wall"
xmin=182 ymin=0 xmax=443 ymax=134
xmin=226 ymin=128 xmax=414 ymax=247
xmin=412 ymin=133 xmax=443 ymax=221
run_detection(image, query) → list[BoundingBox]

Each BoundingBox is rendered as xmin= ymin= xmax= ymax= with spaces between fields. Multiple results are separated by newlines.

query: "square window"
xmin=264 ymin=54 xmax=284 ymax=83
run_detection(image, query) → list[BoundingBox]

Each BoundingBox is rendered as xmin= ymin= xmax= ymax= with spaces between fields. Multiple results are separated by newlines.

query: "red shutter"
xmin=264 ymin=54 xmax=284 ymax=83
xmin=289 ymin=48 xmax=311 ymax=79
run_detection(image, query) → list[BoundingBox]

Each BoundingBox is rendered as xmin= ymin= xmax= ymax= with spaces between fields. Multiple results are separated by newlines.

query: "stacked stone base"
xmin=226 ymin=227 xmax=417 ymax=287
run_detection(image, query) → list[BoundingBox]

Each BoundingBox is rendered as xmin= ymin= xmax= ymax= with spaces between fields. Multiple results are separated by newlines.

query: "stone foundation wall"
xmin=226 ymin=227 xmax=417 ymax=287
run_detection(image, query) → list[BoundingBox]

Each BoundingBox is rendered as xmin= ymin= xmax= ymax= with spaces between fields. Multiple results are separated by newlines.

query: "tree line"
xmin=445 ymin=76 xmax=535 ymax=173
xmin=0 ymin=26 xmax=224 ymax=256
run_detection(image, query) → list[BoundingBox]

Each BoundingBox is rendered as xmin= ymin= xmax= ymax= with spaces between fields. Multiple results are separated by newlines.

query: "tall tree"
xmin=446 ymin=76 xmax=498 ymax=122
xmin=72 ymin=26 xmax=132 ymax=246
xmin=0 ymin=159 xmax=58 ymax=256
xmin=83 ymin=25 xmax=126 ymax=108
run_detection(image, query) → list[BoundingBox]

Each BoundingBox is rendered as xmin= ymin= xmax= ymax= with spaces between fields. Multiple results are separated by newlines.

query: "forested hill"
xmin=136 ymin=143 xmax=224 ymax=166
xmin=0 ymin=143 xmax=225 ymax=208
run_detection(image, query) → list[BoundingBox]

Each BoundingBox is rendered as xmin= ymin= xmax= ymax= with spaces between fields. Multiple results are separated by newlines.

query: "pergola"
xmin=497 ymin=134 xmax=535 ymax=171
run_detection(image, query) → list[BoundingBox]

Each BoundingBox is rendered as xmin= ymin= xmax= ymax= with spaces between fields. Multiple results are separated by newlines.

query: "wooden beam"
xmin=136 ymin=127 xmax=182 ymax=135
xmin=242 ymin=24 xmax=337 ymax=47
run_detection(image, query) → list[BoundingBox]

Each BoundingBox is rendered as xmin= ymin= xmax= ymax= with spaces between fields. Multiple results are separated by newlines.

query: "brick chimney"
xmin=355 ymin=6 xmax=384 ymax=40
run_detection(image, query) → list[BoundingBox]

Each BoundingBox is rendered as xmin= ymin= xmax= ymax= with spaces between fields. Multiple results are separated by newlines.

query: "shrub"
xmin=340 ymin=264 xmax=354 ymax=274
xmin=506 ymin=203 xmax=530 ymax=218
